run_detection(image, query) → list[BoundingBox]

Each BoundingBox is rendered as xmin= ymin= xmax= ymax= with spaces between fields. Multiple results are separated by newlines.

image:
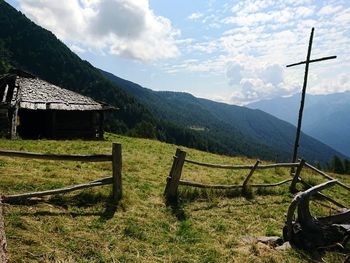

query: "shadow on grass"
xmin=5 ymin=191 xmax=119 ymax=220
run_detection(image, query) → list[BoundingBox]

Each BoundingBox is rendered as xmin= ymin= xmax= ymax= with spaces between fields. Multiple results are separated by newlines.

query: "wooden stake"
xmin=112 ymin=143 xmax=122 ymax=202
xmin=165 ymin=149 xmax=186 ymax=202
xmin=242 ymin=160 xmax=260 ymax=194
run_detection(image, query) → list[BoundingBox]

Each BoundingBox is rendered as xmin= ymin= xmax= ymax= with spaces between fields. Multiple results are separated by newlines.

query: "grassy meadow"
xmin=0 ymin=134 xmax=349 ymax=262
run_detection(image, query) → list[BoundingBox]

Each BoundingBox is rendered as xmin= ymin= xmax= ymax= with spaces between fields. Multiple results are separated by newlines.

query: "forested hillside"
xmin=101 ymin=70 xmax=344 ymax=164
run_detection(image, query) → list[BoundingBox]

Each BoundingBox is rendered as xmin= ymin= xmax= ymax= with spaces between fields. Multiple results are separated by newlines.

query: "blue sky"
xmin=6 ymin=0 xmax=350 ymax=104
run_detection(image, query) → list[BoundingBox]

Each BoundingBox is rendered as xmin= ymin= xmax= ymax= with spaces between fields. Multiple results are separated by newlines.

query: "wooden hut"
xmin=0 ymin=70 xmax=115 ymax=139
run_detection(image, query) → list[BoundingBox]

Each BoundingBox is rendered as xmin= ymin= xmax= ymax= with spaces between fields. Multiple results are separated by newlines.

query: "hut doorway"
xmin=17 ymin=109 xmax=51 ymax=139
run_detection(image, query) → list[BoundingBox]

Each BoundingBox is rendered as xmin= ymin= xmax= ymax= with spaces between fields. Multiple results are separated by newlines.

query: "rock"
xmin=275 ymin=242 xmax=292 ymax=251
xmin=257 ymin=236 xmax=284 ymax=247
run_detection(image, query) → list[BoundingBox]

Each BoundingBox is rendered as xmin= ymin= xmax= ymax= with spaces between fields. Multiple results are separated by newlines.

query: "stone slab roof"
xmin=1 ymin=72 xmax=115 ymax=111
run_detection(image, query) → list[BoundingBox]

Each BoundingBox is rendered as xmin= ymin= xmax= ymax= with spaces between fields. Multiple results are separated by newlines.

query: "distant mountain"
xmin=101 ymin=70 xmax=345 ymax=164
xmin=247 ymin=92 xmax=350 ymax=157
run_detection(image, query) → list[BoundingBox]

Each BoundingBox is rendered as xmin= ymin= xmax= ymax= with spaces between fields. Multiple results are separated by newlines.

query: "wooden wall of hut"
xmin=17 ymin=109 xmax=102 ymax=139
xmin=0 ymin=104 xmax=9 ymax=137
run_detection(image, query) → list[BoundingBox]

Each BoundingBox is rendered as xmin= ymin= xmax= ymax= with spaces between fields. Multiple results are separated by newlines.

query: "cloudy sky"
xmin=7 ymin=0 xmax=350 ymax=105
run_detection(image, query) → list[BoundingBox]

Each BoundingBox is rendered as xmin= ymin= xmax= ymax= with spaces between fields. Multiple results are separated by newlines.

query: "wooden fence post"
xmin=164 ymin=149 xmax=186 ymax=203
xmin=112 ymin=143 xmax=122 ymax=202
xmin=242 ymin=160 xmax=260 ymax=195
xmin=290 ymin=159 xmax=305 ymax=193
xmin=0 ymin=200 xmax=8 ymax=263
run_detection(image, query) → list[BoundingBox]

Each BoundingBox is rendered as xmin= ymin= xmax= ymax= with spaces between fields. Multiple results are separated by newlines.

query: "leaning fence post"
xmin=290 ymin=159 xmax=305 ymax=193
xmin=112 ymin=143 xmax=122 ymax=202
xmin=164 ymin=148 xmax=186 ymax=203
xmin=242 ymin=160 xmax=260 ymax=195
xmin=0 ymin=199 xmax=8 ymax=263
xmin=164 ymin=149 xmax=180 ymax=196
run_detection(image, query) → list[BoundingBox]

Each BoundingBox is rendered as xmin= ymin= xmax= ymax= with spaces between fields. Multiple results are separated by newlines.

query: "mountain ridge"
xmin=101 ymin=69 xmax=346 ymax=164
xmin=247 ymin=92 xmax=350 ymax=157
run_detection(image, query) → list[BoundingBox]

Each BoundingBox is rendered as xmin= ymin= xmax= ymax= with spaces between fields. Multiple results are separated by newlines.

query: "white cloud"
xmin=167 ymin=0 xmax=350 ymax=104
xmin=226 ymin=63 xmax=297 ymax=104
xmin=19 ymin=0 xmax=180 ymax=62
xmin=318 ymin=4 xmax=342 ymax=16
xmin=226 ymin=62 xmax=243 ymax=85
xmin=188 ymin=12 xmax=203 ymax=20
xmin=70 ymin=44 xmax=86 ymax=53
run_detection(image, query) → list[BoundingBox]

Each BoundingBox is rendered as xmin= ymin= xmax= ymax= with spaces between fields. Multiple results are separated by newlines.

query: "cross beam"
xmin=286 ymin=27 xmax=336 ymax=168
xmin=286 ymin=55 xmax=337 ymax=68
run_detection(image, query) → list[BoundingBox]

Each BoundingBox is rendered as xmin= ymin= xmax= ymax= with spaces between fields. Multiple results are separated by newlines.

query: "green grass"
xmin=0 ymin=134 xmax=349 ymax=262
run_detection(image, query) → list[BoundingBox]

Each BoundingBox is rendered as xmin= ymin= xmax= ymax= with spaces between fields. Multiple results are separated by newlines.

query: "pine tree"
xmin=344 ymin=159 xmax=350 ymax=175
xmin=330 ymin=155 xmax=345 ymax=174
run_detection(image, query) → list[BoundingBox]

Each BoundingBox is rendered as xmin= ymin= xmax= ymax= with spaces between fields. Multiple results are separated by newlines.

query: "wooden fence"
xmin=164 ymin=148 xmax=350 ymax=207
xmin=0 ymin=142 xmax=122 ymax=203
xmin=164 ymin=149 xmax=300 ymax=202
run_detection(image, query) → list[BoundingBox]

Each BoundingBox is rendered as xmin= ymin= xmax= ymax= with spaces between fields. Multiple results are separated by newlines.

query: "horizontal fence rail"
xmin=164 ymin=149 xmax=350 ymax=205
xmin=0 ymin=143 xmax=122 ymax=203
xmin=176 ymin=178 xmax=293 ymax=190
xmin=183 ymin=158 xmax=299 ymax=170
xmin=3 ymin=177 xmax=113 ymax=202
xmin=0 ymin=150 xmax=112 ymax=162
xmin=304 ymin=162 xmax=350 ymax=192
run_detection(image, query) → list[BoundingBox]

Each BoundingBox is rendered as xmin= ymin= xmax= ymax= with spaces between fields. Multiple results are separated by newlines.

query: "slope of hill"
xmin=247 ymin=92 xmax=350 ymax=157
xmin=0 ymin=1 xmax=219 ymax=152
xmin=1 ymin=136 xmax=349 ymax=262
xmin=101 ymin=70 xmax=344 ymax=164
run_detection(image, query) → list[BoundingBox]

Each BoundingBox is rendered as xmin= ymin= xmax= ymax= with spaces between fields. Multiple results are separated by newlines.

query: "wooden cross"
xmin=286 ymin=27 xmax=336 ymax=167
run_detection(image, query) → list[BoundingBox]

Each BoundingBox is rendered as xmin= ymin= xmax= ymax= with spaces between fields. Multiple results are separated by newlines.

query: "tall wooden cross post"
xmin=287 ymin=27 xmax=336 ymax=171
